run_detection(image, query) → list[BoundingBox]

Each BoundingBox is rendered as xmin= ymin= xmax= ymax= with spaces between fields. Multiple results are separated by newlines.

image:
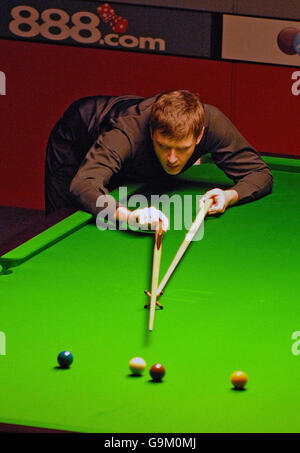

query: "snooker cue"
xmin=156 ymin=198 xmax=212 ymax=297
xmin=149 ymin=221 xmax=164 ymax=331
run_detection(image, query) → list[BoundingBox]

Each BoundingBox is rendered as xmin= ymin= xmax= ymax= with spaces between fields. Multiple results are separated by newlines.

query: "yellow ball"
xmin=129 ymin=357 xmax=146 ymax=375
xmin=231 ymin=370 xmax=248 ymax=389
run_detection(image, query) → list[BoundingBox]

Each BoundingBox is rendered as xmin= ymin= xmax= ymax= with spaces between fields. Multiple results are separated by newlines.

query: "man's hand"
xmin=201 ymin=188 xmax=238 ymax=215
xmin=115 ymin=206 xmax=169 ymax=232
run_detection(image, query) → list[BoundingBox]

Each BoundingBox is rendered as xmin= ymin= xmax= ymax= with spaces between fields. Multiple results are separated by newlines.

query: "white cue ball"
xmin=129 ymin=357 xmax=146 ymax=375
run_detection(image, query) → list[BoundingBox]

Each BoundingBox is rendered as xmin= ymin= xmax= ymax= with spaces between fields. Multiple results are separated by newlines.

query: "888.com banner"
xmin=0 ymin=0 xmax=217 ymax=57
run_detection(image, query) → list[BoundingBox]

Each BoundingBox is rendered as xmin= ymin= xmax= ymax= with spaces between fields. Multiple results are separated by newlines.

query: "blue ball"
xmin=294 ymin=32 xmax=300 ymax=56
xmin=57 ymin=350 xmax=73 ymax=368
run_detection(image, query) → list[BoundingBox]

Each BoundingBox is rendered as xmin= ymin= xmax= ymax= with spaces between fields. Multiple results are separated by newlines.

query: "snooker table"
xmin=1 ymin=156 xmax=300 ymax=433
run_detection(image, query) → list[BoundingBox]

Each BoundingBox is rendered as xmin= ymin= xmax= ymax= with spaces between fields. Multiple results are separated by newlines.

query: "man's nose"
xmin=167 ymin=150 xmax=178 ymax=164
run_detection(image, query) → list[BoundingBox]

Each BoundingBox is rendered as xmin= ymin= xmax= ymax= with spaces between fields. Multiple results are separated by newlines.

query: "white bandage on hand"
xmin=128 ymin=207 xmax=169 ymax=232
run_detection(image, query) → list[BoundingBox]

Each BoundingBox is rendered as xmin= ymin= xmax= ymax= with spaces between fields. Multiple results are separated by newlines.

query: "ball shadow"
xmin=127 ymin=373 xmax=143 ymax=378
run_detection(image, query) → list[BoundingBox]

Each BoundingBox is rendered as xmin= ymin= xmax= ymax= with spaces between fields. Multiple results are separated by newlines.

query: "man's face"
xmin=152 ymin=129 xmax=204 ymax=175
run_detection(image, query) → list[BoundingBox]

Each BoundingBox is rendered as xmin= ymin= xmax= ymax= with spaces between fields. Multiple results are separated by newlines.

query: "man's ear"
xmin=196 ymin=127 xmax=205 ymax=145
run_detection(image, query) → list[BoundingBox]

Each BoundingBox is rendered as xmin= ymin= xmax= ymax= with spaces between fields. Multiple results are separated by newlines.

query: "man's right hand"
xmin=115 ymin=206 xmax=169 ymax=232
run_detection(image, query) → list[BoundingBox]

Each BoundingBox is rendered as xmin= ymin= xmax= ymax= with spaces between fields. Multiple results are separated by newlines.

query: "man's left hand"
xmin=201 ymin=188 xmax=238 ymax=215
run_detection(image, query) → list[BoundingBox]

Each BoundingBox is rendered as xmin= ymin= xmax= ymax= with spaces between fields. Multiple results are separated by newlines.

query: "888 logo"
xmin=8 ymin=5 xmax=166 ymax=51
xmin=9 ymin=6 xmax=102 ymax=43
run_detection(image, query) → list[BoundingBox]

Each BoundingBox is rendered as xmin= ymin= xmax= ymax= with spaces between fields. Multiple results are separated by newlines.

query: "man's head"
xmin=150 ymin=90 xmax=205 ymax=175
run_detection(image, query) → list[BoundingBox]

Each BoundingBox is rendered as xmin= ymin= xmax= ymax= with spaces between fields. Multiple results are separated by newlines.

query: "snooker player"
xmin=45 ymin=90 xmax=273 ymax=231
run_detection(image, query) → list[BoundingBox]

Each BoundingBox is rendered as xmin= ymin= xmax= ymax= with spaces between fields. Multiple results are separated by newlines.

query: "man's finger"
xmin=159 ymin=212 xmax=169 ymax=231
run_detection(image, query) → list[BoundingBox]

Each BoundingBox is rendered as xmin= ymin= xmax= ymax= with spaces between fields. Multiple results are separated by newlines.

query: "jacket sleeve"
xmin=207 ymin=107 xmax=273 ymax=203
xmin=70 ymin=127 xmax=132 ymax=216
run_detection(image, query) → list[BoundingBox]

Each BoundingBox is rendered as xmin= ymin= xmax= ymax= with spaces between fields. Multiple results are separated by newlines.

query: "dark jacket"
xmin=45 ymin=94 xmax=273 ymax=215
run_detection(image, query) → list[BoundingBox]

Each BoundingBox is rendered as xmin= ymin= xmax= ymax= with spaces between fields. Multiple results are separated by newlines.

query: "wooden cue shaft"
xmin=149 ymin=222 xmax=164 ymax=331
xmin=156 ymin=198 xmax=212 ymax=296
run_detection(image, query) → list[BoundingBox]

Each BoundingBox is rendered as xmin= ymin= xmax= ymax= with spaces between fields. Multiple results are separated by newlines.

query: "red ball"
xmin=150 ymin=363 xmax=165 ymax=381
